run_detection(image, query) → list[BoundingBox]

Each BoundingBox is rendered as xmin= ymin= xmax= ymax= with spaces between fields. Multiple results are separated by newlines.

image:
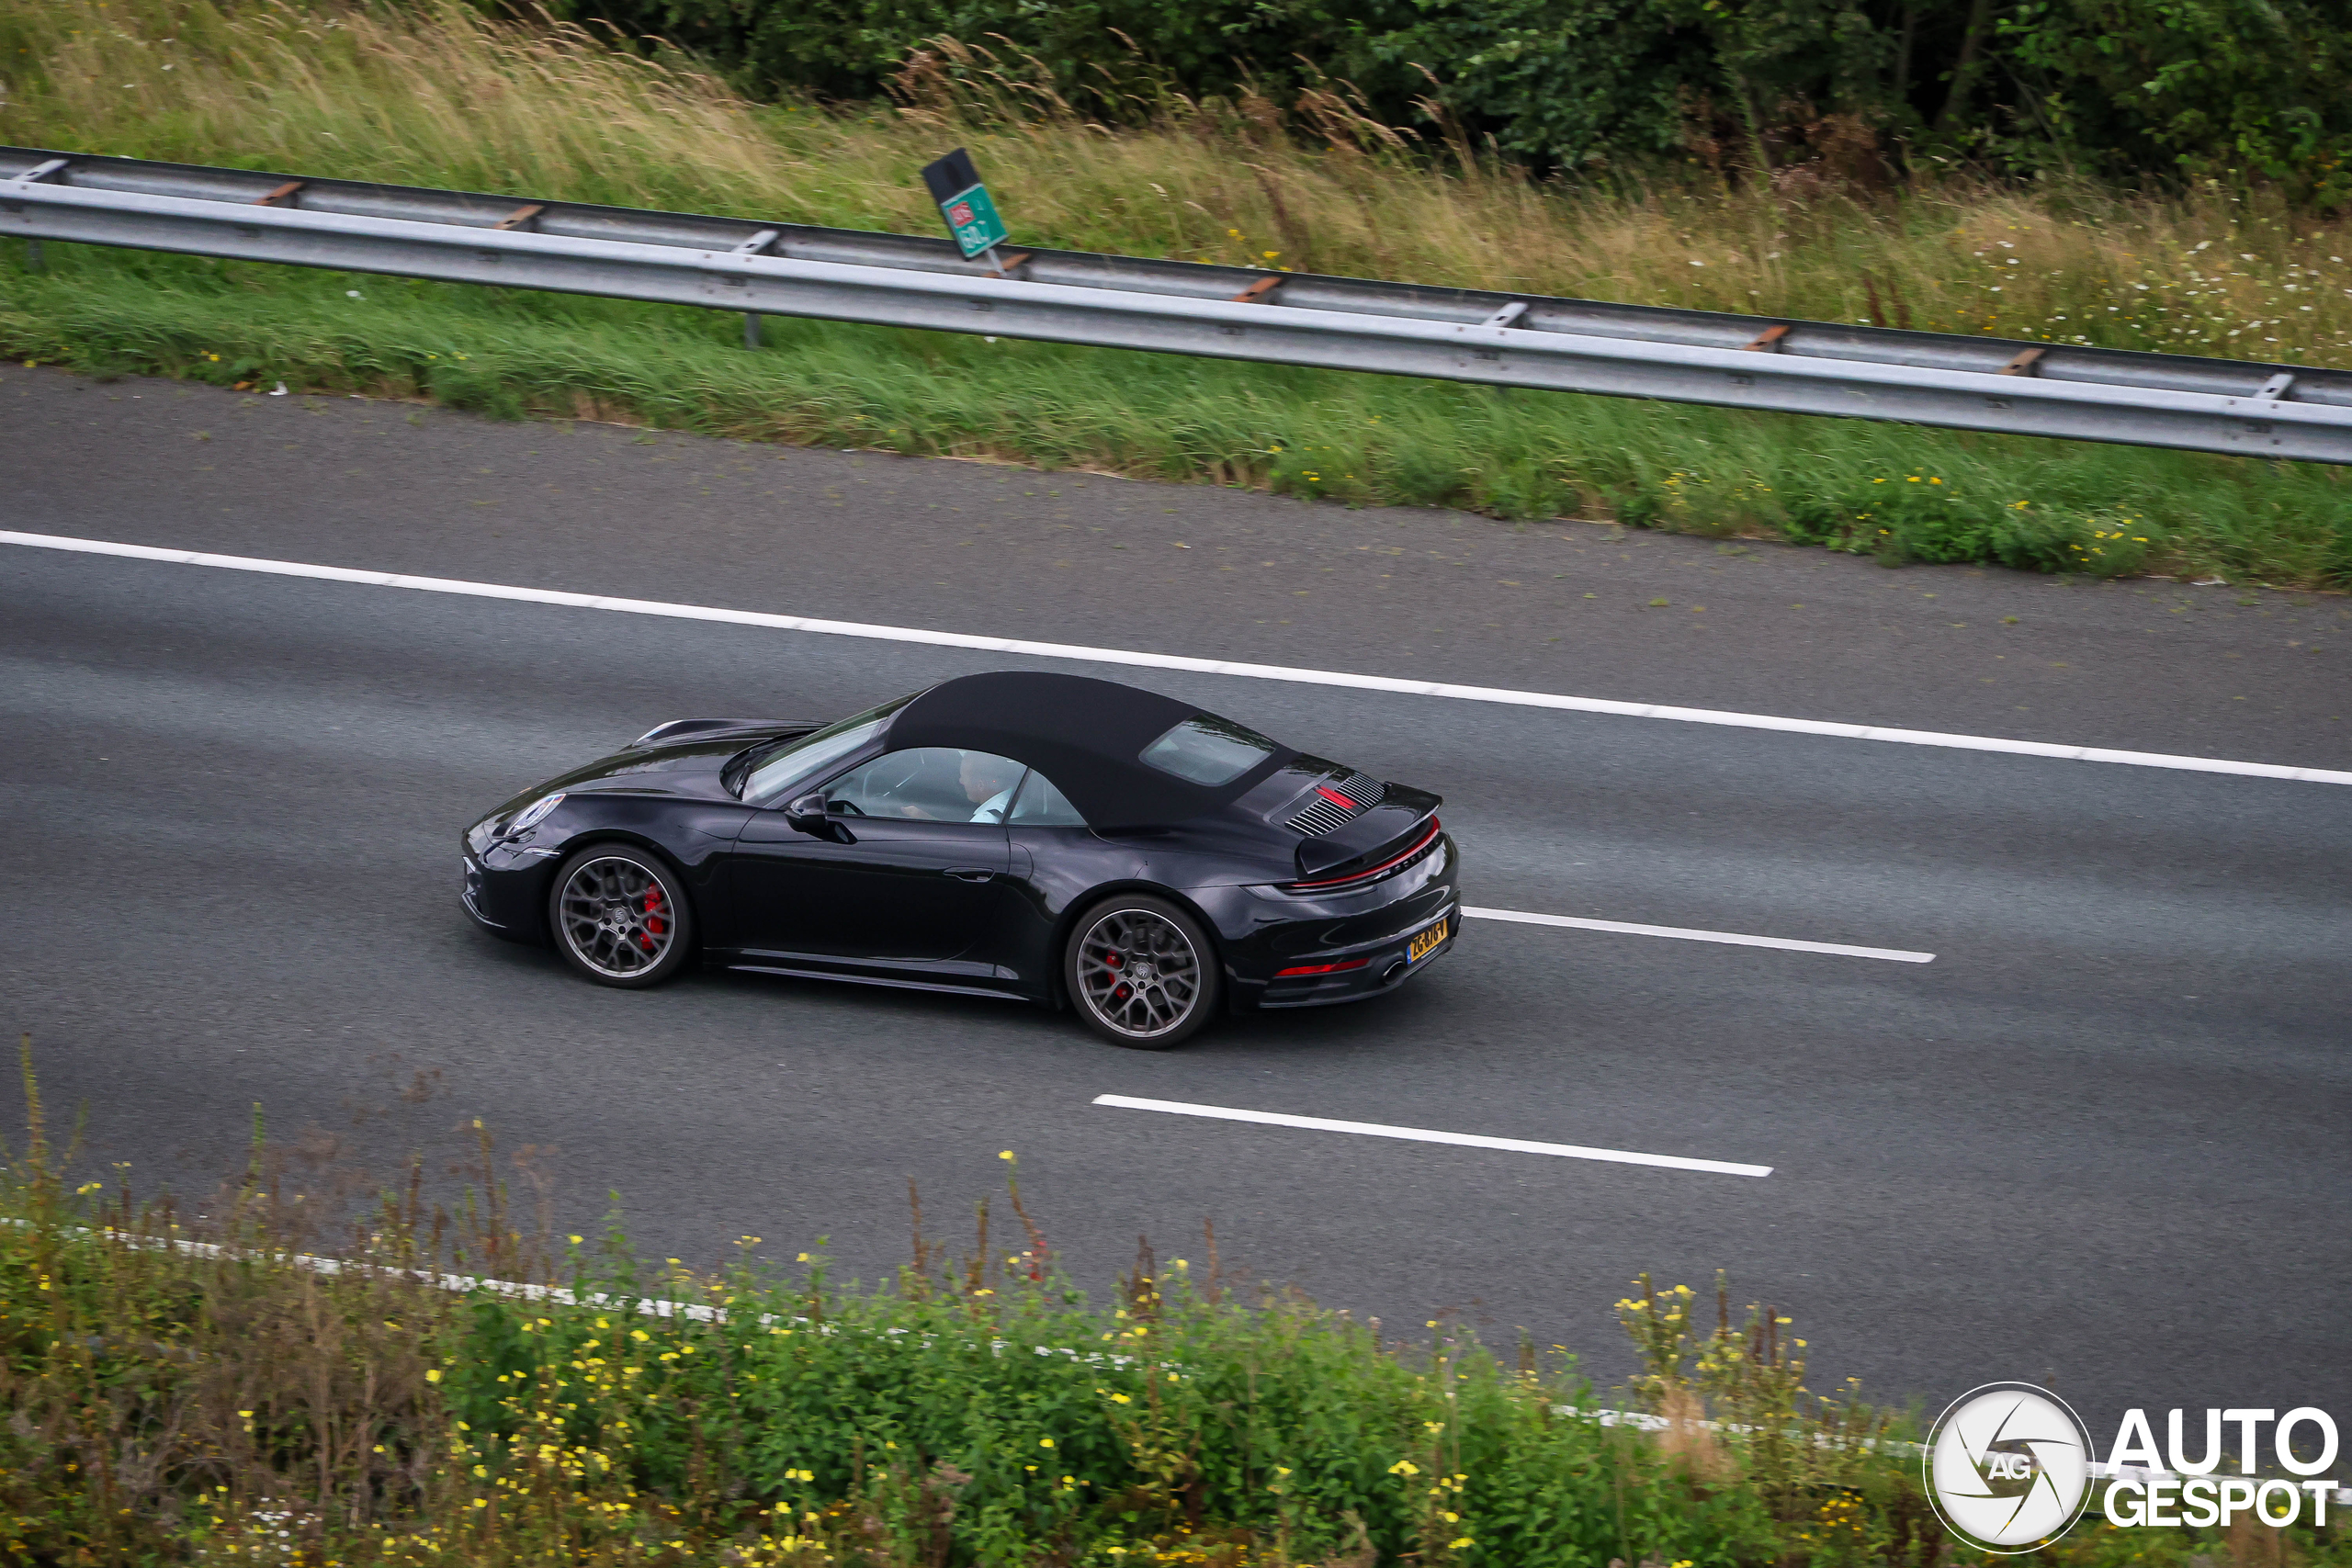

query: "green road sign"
xmin=921 ymin=148 xmax=1010 ymax=261
xmin=939 ymin=182 xmax=1007 ymax=259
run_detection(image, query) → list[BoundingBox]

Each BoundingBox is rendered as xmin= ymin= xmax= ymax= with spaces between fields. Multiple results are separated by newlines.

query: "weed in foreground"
xmin=3 ymin=1042 xmax=2347 ymax=1565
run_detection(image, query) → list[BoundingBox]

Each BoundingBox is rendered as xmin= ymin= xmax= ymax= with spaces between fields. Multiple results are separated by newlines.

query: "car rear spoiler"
xmin=1292 ymin=787 xmax=1442 ymax=885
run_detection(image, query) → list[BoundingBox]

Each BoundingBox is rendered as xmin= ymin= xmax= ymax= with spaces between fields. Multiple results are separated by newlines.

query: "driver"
xmin=960 ymin=751 xmax=1025 ymax=823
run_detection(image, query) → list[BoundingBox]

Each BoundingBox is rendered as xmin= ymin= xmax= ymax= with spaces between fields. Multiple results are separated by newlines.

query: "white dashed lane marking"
xmin=1093 ymin=1095 xmax=1773 ymax=1178
xmin=1464 ymin=907 xmax=1935 ymax=963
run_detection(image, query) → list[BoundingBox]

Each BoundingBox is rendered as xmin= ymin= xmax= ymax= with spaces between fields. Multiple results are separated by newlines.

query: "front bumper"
xmin=461 ymin=854 xmax=497 ymax=926
xmin=460 ymin=830 xmax=558 ymax=944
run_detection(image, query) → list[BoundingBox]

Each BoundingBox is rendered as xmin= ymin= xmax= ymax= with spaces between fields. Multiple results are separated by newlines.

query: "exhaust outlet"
xmin=1382 ymin=959 xmax=1409 ymax=985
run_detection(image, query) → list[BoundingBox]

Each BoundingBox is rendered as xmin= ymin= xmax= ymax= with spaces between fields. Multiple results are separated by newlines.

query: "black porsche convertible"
xmin=461 ymin=671 xmax=1457 ymax=1046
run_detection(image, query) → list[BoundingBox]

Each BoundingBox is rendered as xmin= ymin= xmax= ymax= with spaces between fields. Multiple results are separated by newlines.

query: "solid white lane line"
xmin=1463 ymin=906 xmax=1934 ymax=963
xmin=1092 ymin=1094 xmax=1772 ymax=1178
xmin=9 ymin=527 xmax=2347 ymax=787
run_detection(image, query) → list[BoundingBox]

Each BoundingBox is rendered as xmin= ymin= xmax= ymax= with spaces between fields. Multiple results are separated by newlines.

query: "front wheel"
xmin=1066 ymin=896 xmax=1220 ymax=1049
xmin=548 ymin=844 xmax=695 ymax=988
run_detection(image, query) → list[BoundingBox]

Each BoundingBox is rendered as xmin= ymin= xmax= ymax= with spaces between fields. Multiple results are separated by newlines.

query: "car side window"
xmin=823 ymin=748 xmax=1028 ymax=824
xmin=1008 ymin=770 xmax=1088 ymax=826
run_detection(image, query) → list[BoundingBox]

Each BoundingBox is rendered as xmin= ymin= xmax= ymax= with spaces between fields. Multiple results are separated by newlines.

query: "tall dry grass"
xmin=9 ymin=0 xmax=2352 ymax=365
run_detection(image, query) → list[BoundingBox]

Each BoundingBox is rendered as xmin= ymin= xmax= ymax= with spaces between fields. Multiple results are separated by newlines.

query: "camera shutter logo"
xmin=1925 ymin=1383 xmax=2095 ymax=1552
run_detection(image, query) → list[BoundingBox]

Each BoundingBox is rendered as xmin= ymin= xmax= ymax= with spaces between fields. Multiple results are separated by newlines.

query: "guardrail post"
xmin=23 ymin=240 xmax=42 ymax=272
xmin=730 ymin=231 xmax=781 ymax=353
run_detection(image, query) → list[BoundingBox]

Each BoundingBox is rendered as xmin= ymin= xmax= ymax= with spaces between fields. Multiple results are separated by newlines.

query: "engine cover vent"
xmin=1283 ymin=771 xmax=1385 ymax=835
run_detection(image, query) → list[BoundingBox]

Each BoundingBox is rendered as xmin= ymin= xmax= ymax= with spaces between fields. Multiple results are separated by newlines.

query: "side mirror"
xmin=784 ymin=791 xmax=836 ymax=839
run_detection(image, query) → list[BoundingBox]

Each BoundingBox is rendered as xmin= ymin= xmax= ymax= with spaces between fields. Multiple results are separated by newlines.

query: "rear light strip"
xmin=1272 ymin=957 xmax=1372 ymax=978
xmin=1282 ymin=818 xmax=1442 ymax=892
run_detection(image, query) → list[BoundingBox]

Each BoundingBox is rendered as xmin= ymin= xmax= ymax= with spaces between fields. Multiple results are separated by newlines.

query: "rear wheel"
xmin=1066 ymin=896 xmax=1219 ymax=1048
xmin=548 ymin=845 xmax=694 ymax=988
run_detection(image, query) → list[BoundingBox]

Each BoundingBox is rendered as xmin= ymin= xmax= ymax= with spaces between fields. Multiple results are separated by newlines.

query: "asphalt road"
xmin=5 ymin=367 xmax=2348 ymax=1440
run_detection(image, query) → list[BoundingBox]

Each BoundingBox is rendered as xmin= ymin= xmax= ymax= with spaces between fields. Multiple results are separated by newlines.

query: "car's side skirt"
xmin=724 ymin=963 xmax=1031 ymax=1004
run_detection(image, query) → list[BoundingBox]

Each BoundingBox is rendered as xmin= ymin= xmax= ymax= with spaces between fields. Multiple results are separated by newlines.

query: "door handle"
xmin=944 ymin=867 xmax=996 ymax=882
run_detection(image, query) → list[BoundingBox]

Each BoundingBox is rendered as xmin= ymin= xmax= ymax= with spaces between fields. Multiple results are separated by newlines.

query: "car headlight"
xmin=504 ymin=792 xmax=566 ymax=836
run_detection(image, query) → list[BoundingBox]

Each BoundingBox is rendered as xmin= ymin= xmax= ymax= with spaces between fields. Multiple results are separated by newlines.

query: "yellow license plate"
xmin=1408 ymin=918 xmax=1449 ymax=963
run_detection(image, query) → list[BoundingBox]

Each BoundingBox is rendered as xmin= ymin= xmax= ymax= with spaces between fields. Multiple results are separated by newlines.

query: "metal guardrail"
xmin=6 ymin=144 xmax=2351 ymax=463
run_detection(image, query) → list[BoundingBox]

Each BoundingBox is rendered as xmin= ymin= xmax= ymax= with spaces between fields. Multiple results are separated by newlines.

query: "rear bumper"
xmin=1250 ymin=902 xmax=1458 ymax=1009
xmin=1204 ymin=832 xmax=1461 ymax=1012
xmin=1204 ymin=831 xmax=1458 ymax=1020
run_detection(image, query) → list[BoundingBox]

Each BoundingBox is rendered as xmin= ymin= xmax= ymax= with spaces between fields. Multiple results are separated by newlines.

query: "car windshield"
xmin=1138 ymin=713 xmax=1278 ymax=786
xmin=739 ymin=692 xmax=917 ymax=802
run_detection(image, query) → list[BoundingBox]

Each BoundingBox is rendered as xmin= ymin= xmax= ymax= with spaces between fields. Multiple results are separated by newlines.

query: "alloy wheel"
xmin=556 ymin=855 xmax=677 ymax=979
xmin=1075 ymin=908 xmax=1204 ymax=1041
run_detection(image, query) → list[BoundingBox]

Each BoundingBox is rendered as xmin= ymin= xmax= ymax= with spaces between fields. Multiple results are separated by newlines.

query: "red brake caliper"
xmin=640 ymin=886 xmax=665 ymax=950
xmin=1104 ymin=948 xmax=1129 ymax=1002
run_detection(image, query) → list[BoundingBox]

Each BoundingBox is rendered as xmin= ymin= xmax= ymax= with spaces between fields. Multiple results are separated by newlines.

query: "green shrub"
xmin=537 ymin=0 xmax=2352 ymax=197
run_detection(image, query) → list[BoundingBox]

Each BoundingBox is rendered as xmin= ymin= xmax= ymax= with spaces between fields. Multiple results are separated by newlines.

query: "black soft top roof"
xmin=887 ymin=671 xmax=1291 ymax=829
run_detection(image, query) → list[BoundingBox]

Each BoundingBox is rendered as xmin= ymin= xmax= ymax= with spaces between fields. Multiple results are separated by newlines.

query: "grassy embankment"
xmin=5 ymin=1047 xmax=2346 ymax=1567
xmin=2 ymin=0 xmax=2350 ymax=587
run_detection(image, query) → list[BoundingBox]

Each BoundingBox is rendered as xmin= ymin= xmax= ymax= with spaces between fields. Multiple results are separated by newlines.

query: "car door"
xmin=727 ymin=747 xmax=1020 ymax=978
xmin=994 ymin=766 xmax=1102 ymax=991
